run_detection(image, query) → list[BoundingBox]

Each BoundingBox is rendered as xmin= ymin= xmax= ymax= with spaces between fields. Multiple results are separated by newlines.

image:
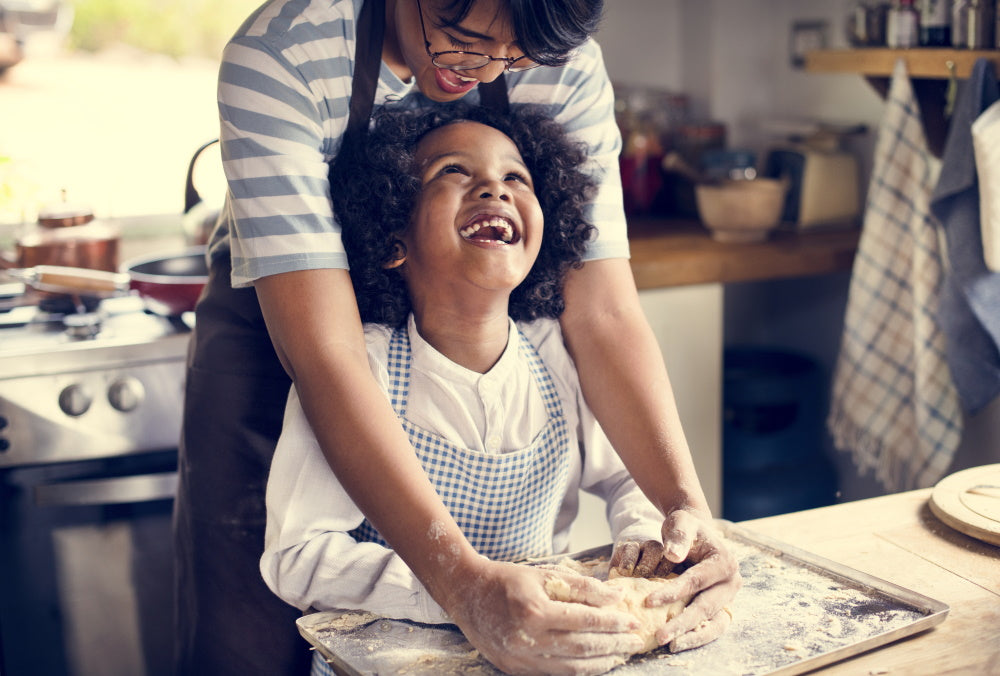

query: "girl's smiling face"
xmin=398 ymin=120 xmax=543 ymax=311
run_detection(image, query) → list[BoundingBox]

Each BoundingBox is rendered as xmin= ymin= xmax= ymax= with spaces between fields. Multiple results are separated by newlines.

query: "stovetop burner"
xmin=0 ymin=291 xmax=193 ymax=378
xmin=37 ymin=294 xmax=103 ymax=315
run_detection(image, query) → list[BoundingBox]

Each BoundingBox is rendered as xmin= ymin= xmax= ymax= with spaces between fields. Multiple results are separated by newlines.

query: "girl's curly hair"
xmin=330 ymin=103 xmax=598 ymax=327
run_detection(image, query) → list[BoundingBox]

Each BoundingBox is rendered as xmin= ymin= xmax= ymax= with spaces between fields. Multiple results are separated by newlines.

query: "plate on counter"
xmin=297 ymin=524 xmax=948 ymax=675
xmin=929 ymin=463 xmax=1000 ymax=547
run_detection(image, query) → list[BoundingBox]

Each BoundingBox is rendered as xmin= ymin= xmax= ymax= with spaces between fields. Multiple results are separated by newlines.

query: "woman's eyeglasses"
xmin=415 ymin=0 xmax=541 ymax=73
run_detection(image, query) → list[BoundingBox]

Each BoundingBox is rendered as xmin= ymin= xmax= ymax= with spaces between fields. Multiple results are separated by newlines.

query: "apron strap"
xmin=342 ymin=0 xmax=386 ymax=152
xmin=478 ymin=74 xmax=510 ymax=113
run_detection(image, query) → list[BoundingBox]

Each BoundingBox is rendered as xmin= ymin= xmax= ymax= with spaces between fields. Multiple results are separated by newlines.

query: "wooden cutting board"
xmin=929 ymin=463 xmax=1000 ymax=547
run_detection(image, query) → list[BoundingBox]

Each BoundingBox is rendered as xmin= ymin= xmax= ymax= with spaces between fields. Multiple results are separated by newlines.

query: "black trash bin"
xmin=722 ymin=347 xmax=837 ymax=521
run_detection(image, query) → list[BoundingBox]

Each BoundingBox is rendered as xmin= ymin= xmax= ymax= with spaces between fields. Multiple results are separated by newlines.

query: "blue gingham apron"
xmin=350 ymin=324 xmax=571 ymax=561
xmin=313 ymin=326 xmax=571 ymax=676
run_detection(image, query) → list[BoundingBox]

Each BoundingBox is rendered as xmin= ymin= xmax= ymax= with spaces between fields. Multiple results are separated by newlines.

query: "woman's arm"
xmin=559 ymin=257 xmax=741 ymax=650
xmin=256 ymin=268 xmax=475 ymax=594
xmin=560 ymin=259 xmax=705 ymax=515
xmin=255 ymin=267 xmax=644 ymax=675
xmin=263 ymin=383 xmax=455 ymax=622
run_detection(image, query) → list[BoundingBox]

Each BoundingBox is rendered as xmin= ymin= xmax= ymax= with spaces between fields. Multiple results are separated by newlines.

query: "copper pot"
xmin=13 ymin=202 xmax=120 ymax=272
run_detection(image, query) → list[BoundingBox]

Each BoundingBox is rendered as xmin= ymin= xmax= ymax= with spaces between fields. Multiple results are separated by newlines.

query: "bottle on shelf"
xmin=847 ymin=1 xmax=890 ymax=45
xmin=952 ymin=0 xmax=971 ymax=46
xmin=888 ymin=0 xmax=922 ymax=46
xmin=919 ymin=0 xmax=952 ymax=45
xmin=966 ymin=0 xmax=995 ymax=47
xmin=997 ymin=0 xmax=1000 ymax=47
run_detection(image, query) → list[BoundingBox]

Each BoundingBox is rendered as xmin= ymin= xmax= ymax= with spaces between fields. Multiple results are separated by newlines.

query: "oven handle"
xmin=33 ymin=471 xmax=178 ymax=507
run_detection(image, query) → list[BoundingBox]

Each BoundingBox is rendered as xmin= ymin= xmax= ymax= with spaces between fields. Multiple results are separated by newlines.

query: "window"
xmin=1 ymin=0 xmax=259 ymax=242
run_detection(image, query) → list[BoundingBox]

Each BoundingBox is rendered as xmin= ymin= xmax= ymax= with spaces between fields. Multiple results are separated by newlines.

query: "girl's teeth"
xmin=460 ymin=218 xmax=515 ymax=242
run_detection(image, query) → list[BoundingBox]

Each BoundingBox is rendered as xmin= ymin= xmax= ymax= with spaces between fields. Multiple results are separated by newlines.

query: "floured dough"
xmin=544 ymin=566 xmax=691 ymax=655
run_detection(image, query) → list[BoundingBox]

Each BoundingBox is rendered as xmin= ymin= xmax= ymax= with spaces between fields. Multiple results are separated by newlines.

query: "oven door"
xmin=0 ymin=450 xmax=177 ymax=676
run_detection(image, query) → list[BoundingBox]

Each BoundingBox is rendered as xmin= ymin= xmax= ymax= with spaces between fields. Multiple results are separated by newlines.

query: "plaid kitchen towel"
xmin=828 ymin=60 xmax=963 ymax=492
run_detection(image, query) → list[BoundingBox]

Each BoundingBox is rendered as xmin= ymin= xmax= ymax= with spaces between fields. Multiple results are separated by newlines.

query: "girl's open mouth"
xmin=460 ymin=216 xmax=519 ymax=244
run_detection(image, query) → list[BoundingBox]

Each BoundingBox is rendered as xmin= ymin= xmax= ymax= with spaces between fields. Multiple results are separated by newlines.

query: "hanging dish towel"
xmin=930 ymin=58 xmax=1000 ymax=415
xmin=828 ymin=60 xmax=962 ymax=492
xmin=974 ymin=99 xmax=1000 ymax=273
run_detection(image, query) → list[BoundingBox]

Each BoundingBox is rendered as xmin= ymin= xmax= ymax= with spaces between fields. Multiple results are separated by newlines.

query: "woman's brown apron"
xmin=173 ymin=1 xmax=508 ymax=673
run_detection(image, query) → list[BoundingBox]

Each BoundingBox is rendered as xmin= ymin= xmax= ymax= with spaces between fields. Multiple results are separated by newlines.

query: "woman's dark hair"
xmin=331 ymin=104 xmax=598 ymax=326
xmin=435 ymin=0 xmax=604 ymax=67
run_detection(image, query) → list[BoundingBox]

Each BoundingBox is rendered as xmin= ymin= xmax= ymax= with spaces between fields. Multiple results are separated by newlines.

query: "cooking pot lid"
xmin=37 ymin=202 xmax=95 ymax=228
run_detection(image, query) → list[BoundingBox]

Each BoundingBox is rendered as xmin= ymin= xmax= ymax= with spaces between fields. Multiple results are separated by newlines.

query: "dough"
xmin=544 ymin=566 xmax=691 ymax=655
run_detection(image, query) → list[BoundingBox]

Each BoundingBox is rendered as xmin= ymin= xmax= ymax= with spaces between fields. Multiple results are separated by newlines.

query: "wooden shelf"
xmin=805 ymin=47 xmax=1000 ymax=78
xmin=627 ymin=219 xmax=859 ymax=289
xmin=804 ymin=48 xmax=1000 ymax=156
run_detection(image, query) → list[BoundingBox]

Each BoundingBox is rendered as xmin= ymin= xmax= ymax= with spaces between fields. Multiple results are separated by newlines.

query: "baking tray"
xmin=296 ymin=522 xmax=949 ymax=675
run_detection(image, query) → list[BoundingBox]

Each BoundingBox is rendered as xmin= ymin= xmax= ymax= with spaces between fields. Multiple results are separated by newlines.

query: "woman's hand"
xmin=441 ymin=558 xmax=645 ymax=676
xmin=610 ymin=511 xmax=741 ymax=652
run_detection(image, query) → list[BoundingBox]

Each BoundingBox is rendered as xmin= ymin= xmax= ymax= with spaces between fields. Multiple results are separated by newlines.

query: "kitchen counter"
xmin=741 ymin=488 xmax=1000 ymax=675
xmin=626 ymin=218 xmax=860 ymax=289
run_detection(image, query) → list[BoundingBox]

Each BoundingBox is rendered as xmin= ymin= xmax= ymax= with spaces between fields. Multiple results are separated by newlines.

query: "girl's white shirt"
xmin=262 ymin=315 xmax=663 ymax=622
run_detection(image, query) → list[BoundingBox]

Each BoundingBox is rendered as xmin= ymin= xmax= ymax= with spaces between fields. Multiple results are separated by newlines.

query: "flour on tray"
xmin=299 ymin=534 xmax=935 ymax=676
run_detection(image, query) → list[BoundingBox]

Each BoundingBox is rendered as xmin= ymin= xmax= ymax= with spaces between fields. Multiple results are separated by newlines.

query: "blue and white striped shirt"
xmin=210 ymin=0 xmax=629 ymax=287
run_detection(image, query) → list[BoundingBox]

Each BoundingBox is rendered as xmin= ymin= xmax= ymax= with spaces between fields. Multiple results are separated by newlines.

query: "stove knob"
xmin=59 ymin=384 xmax=93 ymax=417
xmin=108 ymin=376 xmax=145 ymax=412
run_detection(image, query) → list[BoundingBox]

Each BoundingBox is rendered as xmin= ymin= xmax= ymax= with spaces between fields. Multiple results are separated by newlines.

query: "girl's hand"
xmin=610 ymin=539 xmax=670 ymax=578
xmin=441 ymin=558 xmax=646 ymax=676
xmin=610 ymin=512 xmax=741 ymax=652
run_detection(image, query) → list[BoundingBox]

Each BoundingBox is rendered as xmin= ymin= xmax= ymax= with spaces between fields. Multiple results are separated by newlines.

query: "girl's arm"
xmin=559 ymin=257 xmax=742 ymax=649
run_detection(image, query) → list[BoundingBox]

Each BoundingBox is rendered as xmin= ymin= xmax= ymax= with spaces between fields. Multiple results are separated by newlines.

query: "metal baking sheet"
xmin=296 ymin=523 xmax=949 ymax=675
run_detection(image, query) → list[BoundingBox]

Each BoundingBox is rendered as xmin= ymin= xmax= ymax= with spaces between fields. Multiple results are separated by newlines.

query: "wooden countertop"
xmin=626 ymin=219 xmax=860 ymax=289
xmin=741 ymin=489 xmax=1000 ymax=675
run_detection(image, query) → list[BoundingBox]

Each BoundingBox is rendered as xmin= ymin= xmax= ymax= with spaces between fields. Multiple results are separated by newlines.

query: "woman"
xmin=175 ymin=1 xmax=740 ymax=674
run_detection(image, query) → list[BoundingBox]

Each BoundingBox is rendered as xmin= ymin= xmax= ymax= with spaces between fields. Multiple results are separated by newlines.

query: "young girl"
xmin=263 ymin=105 xmax=731 ymax=675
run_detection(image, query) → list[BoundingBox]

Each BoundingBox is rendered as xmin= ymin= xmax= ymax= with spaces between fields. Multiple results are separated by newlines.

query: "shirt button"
xmin=487 ymin=435 xmax=501 ymax=451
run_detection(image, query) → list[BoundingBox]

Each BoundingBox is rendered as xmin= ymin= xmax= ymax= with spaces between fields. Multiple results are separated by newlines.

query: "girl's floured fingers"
xmin=653 ymin=557 xmax=675 ymax=578
xmin=610 ymin=541 xmax=640 ymax=576
xmin=660 ymin=511 xmax=698 ymax=563
xmin=668 ymin=607 xmax=733 ymax=653
xmin=633 ymin=540 xmax=665 ymax=577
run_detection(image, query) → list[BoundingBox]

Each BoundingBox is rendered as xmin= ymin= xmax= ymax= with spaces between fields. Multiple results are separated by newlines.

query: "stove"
xmin=0 ymin=285 xmax=192 ymax=676
xmin=0 ymin=291 xmax=191 ymax=468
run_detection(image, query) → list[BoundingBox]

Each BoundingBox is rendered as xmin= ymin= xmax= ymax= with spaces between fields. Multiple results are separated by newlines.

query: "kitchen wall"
xmin=595 ymin=0 xmax=999 ymax=502
xmin=596 ymin=0 xmax=884 ymax=148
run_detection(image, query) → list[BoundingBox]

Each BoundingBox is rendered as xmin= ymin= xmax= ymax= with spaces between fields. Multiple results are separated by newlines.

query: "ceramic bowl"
xmin=695 ymin=178 xmax=789 ymax=243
